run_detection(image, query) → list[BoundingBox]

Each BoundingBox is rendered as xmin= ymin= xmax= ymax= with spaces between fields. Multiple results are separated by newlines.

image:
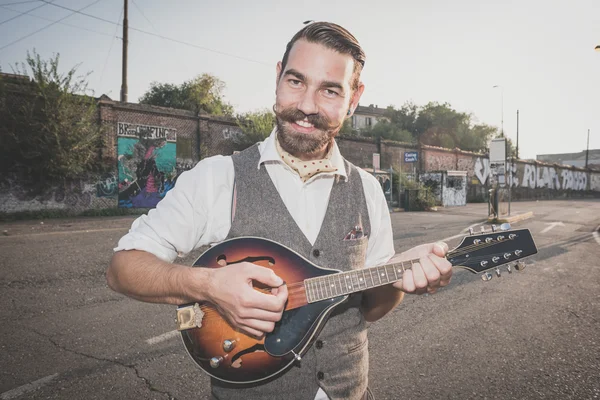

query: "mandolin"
xmin=176 ymin=225 xmax=537 ymax=384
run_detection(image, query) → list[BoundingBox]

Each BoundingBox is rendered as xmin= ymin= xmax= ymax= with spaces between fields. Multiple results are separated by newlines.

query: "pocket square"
xmin=344 ymin=225 xmax=365 ymax=240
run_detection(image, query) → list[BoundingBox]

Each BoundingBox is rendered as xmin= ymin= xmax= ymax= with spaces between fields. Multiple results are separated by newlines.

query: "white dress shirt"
xmin=115 ymin=129 xmax=395 ymax=399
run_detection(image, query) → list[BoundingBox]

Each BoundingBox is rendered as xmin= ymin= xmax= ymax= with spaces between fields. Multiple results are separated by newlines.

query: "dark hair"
xmin=280 ymin=22 xmax=366 ymax=90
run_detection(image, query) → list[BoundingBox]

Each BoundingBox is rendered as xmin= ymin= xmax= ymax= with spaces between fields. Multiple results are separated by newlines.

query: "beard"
xmin=274 ymin=105 xmax=343 ymax=157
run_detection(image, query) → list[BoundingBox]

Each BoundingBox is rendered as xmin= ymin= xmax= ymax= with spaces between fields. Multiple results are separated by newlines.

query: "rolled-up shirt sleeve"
xmin=114 ymin=155 xmax=233 ymax=263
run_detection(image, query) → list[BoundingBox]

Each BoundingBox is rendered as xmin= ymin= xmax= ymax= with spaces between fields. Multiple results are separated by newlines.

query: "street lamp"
xmin=492 ymin=85 xmax=504 ymax=137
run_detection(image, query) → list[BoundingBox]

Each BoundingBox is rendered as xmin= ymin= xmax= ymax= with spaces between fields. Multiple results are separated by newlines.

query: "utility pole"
xmin=120 ymin=0 xmax=128 ymax=103
xmin=585 ymin=129 xmax=590 ymax=168
xmin=516 ymin=109 xmax=519 ymax=159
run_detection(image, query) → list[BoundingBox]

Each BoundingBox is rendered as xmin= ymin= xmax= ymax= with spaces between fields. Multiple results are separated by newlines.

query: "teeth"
xmin=296 ymin=120 xmax=313 ymax=128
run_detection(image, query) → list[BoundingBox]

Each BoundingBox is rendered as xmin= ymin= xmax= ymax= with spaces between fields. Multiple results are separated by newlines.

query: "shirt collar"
xmin=257 ymin=127 xmax=348 ymax=181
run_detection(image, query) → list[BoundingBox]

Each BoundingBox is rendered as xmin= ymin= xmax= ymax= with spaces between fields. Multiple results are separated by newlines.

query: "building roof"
xmin=537 ymin=149 xmax=600 ymax=162
xmin=354 ymin=104 xmax=387 ymax=117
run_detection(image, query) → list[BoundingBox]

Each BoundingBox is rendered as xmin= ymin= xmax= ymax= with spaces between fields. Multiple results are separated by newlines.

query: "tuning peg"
xmin=491 ymin=224 xmax=497 ymax=232
xmin=515 ymin=261 xmax=526 ymax=272
xmin=480 ymin=226 xmax=486 ymax=233
xmin=481 ymin=272 xmax=493 ymax=282
xmin=469 ymin=227 xmax=474 ymax=235
xmin=495 ymin=267 xmax=501 ymax=277
xmin=500 ymin=223 xmax=511 ymax=231
xmin=507 ymin=264 xmax=513 ymax=274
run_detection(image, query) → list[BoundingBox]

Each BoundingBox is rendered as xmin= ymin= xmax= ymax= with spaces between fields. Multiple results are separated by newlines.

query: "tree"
xmin=139 ymin=73 xmax=234 ymax=116
xmin=0 ymin=50 xmax=105 ymax=190
xmin=361 ymin=120 xmax=413 ymax=143
xmin=233 ymin=109 xmax=275 ymax=151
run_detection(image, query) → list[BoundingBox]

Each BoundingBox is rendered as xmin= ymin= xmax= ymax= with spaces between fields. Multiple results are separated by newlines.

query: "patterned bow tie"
xmin=275 ymin=134 xmax=338 ymax=182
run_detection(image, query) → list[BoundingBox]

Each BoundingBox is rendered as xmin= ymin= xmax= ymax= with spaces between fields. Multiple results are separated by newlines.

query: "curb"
xmin=488 ymin=211 xmax=534 ymax=224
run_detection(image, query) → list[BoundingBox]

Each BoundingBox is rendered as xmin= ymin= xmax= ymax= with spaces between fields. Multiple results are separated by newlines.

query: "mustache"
xmin=274 ymin=107 xmax=333 ymax=131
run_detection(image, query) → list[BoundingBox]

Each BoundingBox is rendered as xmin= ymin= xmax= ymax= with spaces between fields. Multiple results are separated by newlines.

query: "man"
xmin=107 ymin=22 xmax=452 ymax=400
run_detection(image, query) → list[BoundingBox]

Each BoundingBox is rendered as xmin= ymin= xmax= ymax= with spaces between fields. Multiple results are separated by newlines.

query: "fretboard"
xmin=304 ymin=258 xmax=420 ymax=303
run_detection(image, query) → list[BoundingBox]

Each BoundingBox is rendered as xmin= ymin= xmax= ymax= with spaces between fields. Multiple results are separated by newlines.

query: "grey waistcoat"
xmin=211 ymin=144 xmax=372 ymax=400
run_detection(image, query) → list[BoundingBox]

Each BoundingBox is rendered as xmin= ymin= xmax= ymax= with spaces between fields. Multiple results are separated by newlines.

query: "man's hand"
xmin=199 ymin=262 xmax=288 ymax=338
xmin=392 ymin=242 xmax=452 ymax=294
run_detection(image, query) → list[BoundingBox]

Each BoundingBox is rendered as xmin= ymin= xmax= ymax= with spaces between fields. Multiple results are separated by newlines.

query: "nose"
xmin=296 ymin=89 xmax=319 ymax=116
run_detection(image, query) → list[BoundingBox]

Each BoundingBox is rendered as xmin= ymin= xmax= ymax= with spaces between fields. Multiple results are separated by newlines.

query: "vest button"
xmin=315 ymin=340 xmax=323 ymax=349
xmin=317 ymin=371 xmax=324 ymax=380
xmin=313 ymin=249 xmax=320 ymax=257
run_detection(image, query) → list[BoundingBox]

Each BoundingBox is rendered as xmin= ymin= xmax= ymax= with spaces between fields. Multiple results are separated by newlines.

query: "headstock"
xmin=448 ymin=224 xmax=537 ymax=281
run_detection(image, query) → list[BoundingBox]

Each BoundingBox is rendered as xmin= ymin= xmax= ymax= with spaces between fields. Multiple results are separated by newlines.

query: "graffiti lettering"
xmin=474 ymin=158 xmax=491 ymax=185
xmin=117 ymin=122 xmax=177 ymax=142
xmin=561 ymin=170 xmax=587 ymax=191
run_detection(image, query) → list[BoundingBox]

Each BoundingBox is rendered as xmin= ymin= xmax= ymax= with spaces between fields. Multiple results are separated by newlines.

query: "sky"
xmin=1 ymin=0 xmax=599 ymax=160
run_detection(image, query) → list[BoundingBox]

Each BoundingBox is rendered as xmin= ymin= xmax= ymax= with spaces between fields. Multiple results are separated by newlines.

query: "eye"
xmin=323 ymin=89 xmax=339 ymax=98
xmin=288 ymin=79 xmax=302 ymax=87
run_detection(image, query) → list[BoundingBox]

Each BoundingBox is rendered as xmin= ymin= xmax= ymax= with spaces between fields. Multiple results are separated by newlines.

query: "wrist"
xmin=176 ymin=265 xmax=213 ymax=304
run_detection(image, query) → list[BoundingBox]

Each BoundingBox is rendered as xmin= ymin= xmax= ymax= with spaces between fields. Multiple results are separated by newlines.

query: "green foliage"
xmin=233 ymin=109 xmax=275 ymax=151
xmin=360 ymin=120 xmax=413 ymax=142
xmin=370 ymin=101 xmax=499 ymax=153
xmin=0 ymin=50 xmax=105 ymax=191
xmin=139 ymin=73 xmax=234 ymax=116
xmin=339 ymin=118 xmax=356 ymax=135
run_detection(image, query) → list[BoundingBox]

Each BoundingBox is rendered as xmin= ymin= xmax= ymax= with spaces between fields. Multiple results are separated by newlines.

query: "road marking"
xmin=594 ymin=225 xmax=600 ymax=246
xmin=0 ymin=227 xmax=126 ymax=238
xmin=1 ymin=373 xmax=59 ymax=400
xmin=146 ymin=330 xmax=179 ymax=345
xmin=541 ymin=221 xmax=565 ymax=234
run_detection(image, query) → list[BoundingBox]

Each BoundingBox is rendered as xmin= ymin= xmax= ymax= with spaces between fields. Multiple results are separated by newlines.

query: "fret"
xmin=376 ymin=266 xmax=385 ymax=284
xmin=361 ymin=270 xmax=369 ymax=289
xmin=368 ymin=267 xmax=376 ymax=288
xmin=400 ymin=261 xmax=406 ymax=273
xmin=307 ymin=279 xmax=313 ymax=303
xmin=328 ymin=275 xmax=337 ymax=298
xmin=344 ymin=273 xmax=352 ymax=294
xmin=321 ymin=277 xmax=328 ymax=299
xmin=336 ymin=274 xmax=343 ymax=297
xmin=318 ymin=278 xmax=324 ymax=301
xmin=389 ymin=264 xmax=398 ymax=282
xmin=384 ymin=265 xmax=390 ymax=282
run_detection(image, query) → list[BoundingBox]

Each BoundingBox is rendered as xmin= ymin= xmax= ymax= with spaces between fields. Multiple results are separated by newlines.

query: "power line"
xmin=0 ymin=0 xmax=103 ymax=52
xmin=131 ymin=0 xmax=156 ymax=32
xmin=0 ymin=4 xmax=115 ymax=38
xmin=99 ymin=4 xmax=123 ymax=84
xmin=0 ymin=0 xmax=50 ymax=26
xmin=39 ymin=0 xmax=271 ymax=67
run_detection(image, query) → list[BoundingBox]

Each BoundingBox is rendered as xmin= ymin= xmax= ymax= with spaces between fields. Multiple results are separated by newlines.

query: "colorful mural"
xmin=117 ymin=122 xmax=177 ymax=208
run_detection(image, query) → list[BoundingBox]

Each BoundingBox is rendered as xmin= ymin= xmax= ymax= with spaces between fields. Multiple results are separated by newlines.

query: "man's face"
xmin=275 ymin=40 xmax=364 ymax=158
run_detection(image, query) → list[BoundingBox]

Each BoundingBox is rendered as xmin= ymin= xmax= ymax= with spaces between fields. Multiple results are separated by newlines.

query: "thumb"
xmin=247 ymin=264 xmax=284 ymax=287
xmin=432 ymin=241 xmax=448 ymax=257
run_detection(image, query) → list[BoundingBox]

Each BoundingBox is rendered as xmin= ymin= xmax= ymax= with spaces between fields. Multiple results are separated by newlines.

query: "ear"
xmin=347 ymin=82 xmax=365 ymax=117
xmin=276 ymin=61 xmax=282 ymax=89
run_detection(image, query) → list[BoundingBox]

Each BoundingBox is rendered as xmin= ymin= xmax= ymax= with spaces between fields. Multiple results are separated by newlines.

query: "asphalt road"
xmin=1 ymin=199 xmax=599 ymax=400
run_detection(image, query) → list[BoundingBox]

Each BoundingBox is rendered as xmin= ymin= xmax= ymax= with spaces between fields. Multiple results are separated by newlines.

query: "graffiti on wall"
xmin=117 ymin=122 xmax=177 ymax=208
xmin=591 ymin=174 xmax=600 ymax=192
xmin=474 ymin=158 xmax=491 ymax=185
xmin=473 ymin=158 xmax=590 ymax=192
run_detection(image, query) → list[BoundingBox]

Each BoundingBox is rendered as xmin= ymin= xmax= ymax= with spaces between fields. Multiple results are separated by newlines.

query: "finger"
xmin=411 ymin=261 xmax=428 ymax=291
xmin=401 ymin=269 xmax=416 ymax=293
xmin=240 ymin=319 xmax=276 ymax=334
xmin=246 ymin=289 xmax=287 ymax=313
xmin=246 ymin=263 xmax=284 ymax=287
xmin=432 ymin=241 xmax=449 ymax=257
xmin=237 ymin=324 xmax=264 ymax=338
xmin=429 ymin=253 xmax=453 ymax=279
xmin=421 ymin=255 xmax=441 ymax=286
xmin=241 ymin=308 xmax=284 ymax=322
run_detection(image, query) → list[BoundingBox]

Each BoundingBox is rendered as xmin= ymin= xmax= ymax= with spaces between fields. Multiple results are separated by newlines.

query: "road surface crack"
xmin=29 ymin=328 xmax=179 ymax=400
